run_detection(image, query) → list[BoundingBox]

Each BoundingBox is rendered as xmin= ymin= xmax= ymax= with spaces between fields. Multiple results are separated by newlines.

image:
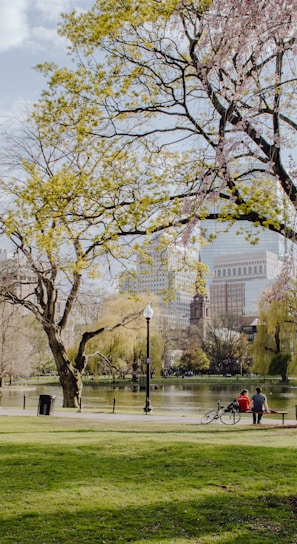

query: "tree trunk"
xmin=45 ymin=325 xmax=84 ymax=408
xmin=59 ymin=368 xmax=82 ymax=408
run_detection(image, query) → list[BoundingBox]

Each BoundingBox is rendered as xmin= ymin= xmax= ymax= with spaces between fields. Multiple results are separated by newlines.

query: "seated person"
xmin=251 ymin=387 xmax=269 ymax=424
xmin=237 ymin=389 xmax=251 ymax=411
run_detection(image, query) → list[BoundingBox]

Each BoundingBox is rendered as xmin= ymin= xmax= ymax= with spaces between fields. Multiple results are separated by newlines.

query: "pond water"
xmin=1 ymin=380 xmax=297 ymax=419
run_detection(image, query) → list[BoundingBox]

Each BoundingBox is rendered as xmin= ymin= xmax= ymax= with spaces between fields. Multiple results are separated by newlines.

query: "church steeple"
xmin=190 ymin=292 xmax=210 ymax=322
xmin=190 ymin=255 xmax=210 ymax=333
xmin=193 ymin=254 xmax=208 ymax=299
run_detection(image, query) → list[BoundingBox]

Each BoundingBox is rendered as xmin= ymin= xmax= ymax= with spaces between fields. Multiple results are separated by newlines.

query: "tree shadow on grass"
xmin=0 ymin=443 xmax=296 ymax=543
xmin=0 ymin=493 xmax=296 ymax=544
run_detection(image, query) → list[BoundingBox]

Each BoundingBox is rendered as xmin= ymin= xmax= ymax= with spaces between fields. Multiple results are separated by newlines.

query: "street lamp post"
xmin=143 ymin=303 xmax=153 ymax=413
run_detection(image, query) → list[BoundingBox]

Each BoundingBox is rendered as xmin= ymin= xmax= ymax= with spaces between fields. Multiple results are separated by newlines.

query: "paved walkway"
xmin=1 ymin=406 xmax=296 ymax=426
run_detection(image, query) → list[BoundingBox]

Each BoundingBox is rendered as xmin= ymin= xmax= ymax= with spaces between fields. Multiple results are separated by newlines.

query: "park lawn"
xmin=0 ymin=417 xmax=296 ymax=543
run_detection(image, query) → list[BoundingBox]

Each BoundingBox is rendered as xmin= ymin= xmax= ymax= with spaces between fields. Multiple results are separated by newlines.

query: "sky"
xmin=0 ymin=0 xmax=92 ymax=120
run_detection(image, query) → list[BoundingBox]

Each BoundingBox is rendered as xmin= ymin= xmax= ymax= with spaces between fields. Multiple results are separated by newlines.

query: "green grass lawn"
xmin=0 ymin=417 xmax=296 ymax=543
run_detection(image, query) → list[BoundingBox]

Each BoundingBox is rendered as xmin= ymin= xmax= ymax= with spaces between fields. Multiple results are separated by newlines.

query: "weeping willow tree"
xmin=253 ymin=268 xmax=297 ymax=380
xmin=85 ymin=295 xmax=164 ymax=379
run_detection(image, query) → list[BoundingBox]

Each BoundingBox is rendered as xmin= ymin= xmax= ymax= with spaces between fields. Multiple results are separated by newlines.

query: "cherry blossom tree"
xmin=37 ymin=0 xmax=297 ymax=239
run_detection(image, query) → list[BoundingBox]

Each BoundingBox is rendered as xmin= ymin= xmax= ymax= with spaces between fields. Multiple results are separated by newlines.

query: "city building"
xmin=0 ymin=249 xmax=37 ymax=300
xmin=200 ymin=219 xmax=296 ymax=290
xmin=240 ymin=316 xmax=258 ymax=343
xmin=209 ymin=250 xmax=282 ymax=317
xmin=189 ymin=292 xmax=211 ymax=339
xmin=120 ymin=234 xmax=198 ymax=328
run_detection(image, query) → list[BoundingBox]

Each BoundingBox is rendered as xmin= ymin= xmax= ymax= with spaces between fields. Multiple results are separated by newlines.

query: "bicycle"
xmin=201 ymin=400 xmax=241 ymax=425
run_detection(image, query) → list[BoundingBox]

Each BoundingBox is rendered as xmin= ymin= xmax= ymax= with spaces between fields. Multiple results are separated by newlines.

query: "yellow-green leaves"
xmin=60 ymin=0 xmax=181 ymax=46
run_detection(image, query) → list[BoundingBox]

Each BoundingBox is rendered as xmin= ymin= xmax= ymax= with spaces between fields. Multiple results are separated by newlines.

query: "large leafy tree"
xmin=201 ymin=318 xmax=250 ymax=375
xmin=0 ymin=117 xmax=191 ymax=407
xmin=178 ymin=348 xmax=210 ymax=374
xmin=38 ymin=0 xmax=297 ymax=239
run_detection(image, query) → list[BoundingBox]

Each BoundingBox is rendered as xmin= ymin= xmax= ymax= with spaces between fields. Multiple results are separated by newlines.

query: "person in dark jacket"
xmin=250 ymin=387 xmax=269 ymax=424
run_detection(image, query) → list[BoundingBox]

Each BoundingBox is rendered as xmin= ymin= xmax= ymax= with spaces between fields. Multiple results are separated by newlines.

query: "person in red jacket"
xmin=237 ymin=389 xmax=251 ymax=412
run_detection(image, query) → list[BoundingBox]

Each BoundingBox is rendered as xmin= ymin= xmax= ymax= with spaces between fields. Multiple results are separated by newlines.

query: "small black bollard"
xmin=23 ymin=395 xmax=26 ymax=410
xmin=113 ymin=397 xmax=116 ymax=413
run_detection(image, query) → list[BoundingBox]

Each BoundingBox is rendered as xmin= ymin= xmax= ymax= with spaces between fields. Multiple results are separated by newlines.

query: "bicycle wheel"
xmin=201 ymin=409 xmax=218 ymax=424
xmin=220 ymin=409 xmax=241 ymax=425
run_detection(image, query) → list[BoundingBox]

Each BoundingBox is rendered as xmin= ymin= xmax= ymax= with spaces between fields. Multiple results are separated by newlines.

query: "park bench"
xmin=248 ymin=410 xmax=288 ymax=425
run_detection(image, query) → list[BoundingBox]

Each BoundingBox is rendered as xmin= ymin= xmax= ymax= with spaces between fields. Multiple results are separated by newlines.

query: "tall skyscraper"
xmin=200 ymin=219 xmax=294 ymax=290
xmin=120 ymin=234 xmax=197 ymax=328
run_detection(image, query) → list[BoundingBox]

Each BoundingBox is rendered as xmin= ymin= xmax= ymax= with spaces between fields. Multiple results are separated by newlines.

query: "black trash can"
xmin=38 ymin=395 xmax=55 ymax=416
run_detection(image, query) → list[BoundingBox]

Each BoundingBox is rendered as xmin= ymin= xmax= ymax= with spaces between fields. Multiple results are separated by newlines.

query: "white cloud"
xmin=29 ymin=25 xmax=67 ymax=51
xmin=0 ymin=0 xmax=91 ymax=54
xmin=0 ymin=0 xmax=29 ymax=52
xmin=32 ymin=0 xmax=73 ymax=22
xmin=0 ymin=0 xmax=93 ymax=117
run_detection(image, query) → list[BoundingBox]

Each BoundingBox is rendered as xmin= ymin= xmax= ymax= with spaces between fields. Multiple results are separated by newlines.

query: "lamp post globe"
xmin=143 ymin=304 xmax=153 ymax=413
xmin=143 ymin=303 xmax=153 ymax=320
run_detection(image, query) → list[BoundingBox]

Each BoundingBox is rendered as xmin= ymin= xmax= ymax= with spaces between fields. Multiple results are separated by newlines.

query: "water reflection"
xmin=1 ymin=381 xmax=297 ymax=418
